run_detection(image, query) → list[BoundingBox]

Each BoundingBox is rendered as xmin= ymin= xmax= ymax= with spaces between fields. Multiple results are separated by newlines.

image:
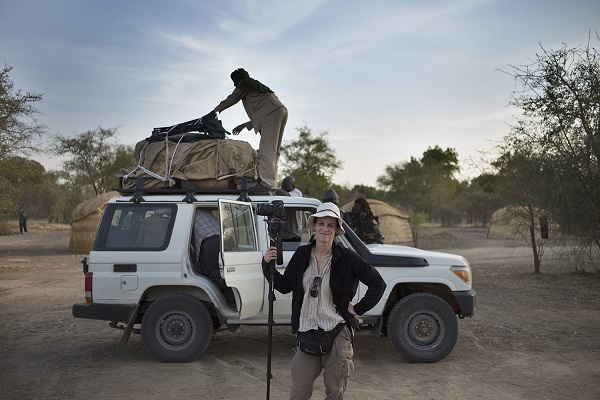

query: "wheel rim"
xmin=406 ymin=311 xmax=444 ymax=348
xmin=156 ymin=311 xmax=196 ymax=350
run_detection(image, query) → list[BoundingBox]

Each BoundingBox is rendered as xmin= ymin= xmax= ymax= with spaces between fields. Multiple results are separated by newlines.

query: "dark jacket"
xmin=262 ymin=241 xmax=386 ymax=333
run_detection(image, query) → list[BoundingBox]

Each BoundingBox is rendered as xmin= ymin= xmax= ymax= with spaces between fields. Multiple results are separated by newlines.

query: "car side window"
xmin=96 ymin=204 xmax=176 ymax=250
xmin=219 ymin=202 xmax=257 ymax=252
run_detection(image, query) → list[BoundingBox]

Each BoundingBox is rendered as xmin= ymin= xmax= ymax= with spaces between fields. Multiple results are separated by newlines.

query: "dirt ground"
xmin=1 ymin=225 xmax=599 ymax=400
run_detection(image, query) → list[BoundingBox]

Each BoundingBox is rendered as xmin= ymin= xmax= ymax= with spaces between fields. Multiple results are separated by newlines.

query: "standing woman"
xmin=263 ymin=202 xmax=386 ymax=399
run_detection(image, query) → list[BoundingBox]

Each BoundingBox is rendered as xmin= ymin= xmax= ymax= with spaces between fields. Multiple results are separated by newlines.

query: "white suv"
xmin=72 ymin=183 xmax=475 ymax=363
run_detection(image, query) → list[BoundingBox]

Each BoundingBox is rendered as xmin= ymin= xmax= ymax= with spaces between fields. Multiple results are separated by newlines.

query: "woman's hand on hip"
xmin=348 ymin=303 xmax=357 ymax=316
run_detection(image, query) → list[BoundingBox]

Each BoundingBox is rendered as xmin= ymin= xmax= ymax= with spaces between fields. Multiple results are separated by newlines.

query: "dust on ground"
xmin=0 ymin=226 xmax=599 ymax=400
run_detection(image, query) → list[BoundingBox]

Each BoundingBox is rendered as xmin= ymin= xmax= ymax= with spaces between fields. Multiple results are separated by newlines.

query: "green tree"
xmin=23 ymin=170 xmax=86 ymax=223
xmin=0 ymin=65 xmax=47 ymax=232
xmin=280 ymin=126 xmax=343 ymax=197
xmin=0 ymin=65 xmax=46 ymax=160
xmin=103 ymin=144 xmax=136 ymax=190
xmin=421 ymin=146 xmax=460 ymax=176
xmin=377 ymin=146 xmax=460 ymax=225
xmin=500 ymin=35 xmax=600 ymax=270
xmin=377 ymin=157 xmax=426 ymax=210
xmin=492 ymin=150 xmax=548 ymax=273
xmin=348 ymin=184 xmax=388 ymax=201
xmin=52 ymin=127 xmax=134 ymax=195
xmin=0 ymin=157 xmax=45 ymax=233
xmin=452 ymin=174 xmax=505 ymax=227
xmin=331 ymin=184 xmax=389 ymax=205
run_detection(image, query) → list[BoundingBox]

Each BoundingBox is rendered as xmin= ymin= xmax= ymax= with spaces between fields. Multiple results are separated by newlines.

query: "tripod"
xmin=266 ymin=232 xmax=283 ymax=400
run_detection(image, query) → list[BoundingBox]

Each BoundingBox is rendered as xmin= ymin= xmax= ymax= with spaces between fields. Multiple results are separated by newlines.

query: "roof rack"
xmin=116 ymin=177 xmax=274 ymax=203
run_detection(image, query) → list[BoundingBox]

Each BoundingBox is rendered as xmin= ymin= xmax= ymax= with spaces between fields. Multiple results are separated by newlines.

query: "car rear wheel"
xmin=141 ymin=294 xmax=212 ymax=362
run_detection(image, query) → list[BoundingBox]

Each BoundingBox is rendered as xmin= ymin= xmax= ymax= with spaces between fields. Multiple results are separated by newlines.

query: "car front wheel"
xmin=387 ymin=292 xmax=458 ymax=363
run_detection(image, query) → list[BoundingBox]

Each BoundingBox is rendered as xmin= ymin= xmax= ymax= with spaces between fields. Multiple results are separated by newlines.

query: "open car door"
xmin=218 ymin=199 xmax=265 ymax=319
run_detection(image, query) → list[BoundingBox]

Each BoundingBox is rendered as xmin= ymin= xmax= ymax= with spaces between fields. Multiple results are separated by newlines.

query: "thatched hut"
xmin=69 ymin=191 xmax=121 ymax=253
xmin=341 ymin=199 xmax=413 ymax=244
xmin=487 ymin=205 xmax=556 ymax=240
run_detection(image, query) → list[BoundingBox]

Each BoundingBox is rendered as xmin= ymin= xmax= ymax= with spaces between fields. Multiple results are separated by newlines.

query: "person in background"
xmin=322 ymin=189 xmax=346 ymax=223
xmin=193 ymin=209 xmax=223 ymax=286
xmin=276 ymin=176 xmax=303 ymax=242
xmin=344 ymin=198 xmax=384 ymax=244
xmin=206 ymin=68 xmax=288 ymax=192
xmin=322 ymin=189 xmax=339 ymax=206
xmin=263 ymin=202 xmax=386 ymax=399
xmin=18 ymin=210 xmax=28 ymax=234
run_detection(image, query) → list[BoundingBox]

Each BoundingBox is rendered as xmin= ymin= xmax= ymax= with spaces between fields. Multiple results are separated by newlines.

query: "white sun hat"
xmin=307 ymin=202 xmax=346 ymax=236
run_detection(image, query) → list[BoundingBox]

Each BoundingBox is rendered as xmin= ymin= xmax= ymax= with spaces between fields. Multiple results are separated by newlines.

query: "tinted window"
xmin=95 ymin=204 xmax=176 ymax=251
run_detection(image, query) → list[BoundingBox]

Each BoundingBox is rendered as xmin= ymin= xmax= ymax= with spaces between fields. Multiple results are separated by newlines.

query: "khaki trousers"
xmin=290 ymin=326 xmax=354 ymax=400
xmin=257 ymin=106 xmax=288 ymax=189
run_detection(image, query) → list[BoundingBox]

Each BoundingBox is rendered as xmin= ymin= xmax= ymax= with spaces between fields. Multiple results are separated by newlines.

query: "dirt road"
xmin=1 ymin=228 xmax=599 ymax=399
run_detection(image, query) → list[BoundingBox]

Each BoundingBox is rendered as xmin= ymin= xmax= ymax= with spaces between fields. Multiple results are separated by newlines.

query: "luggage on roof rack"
xmin=117 ymin=116 xmax=258 ymax=191
xmin=151 ymin=115 xmax=229 ymax=140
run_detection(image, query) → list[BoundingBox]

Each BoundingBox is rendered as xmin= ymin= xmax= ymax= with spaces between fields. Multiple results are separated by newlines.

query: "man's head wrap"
xmin=322 ymin=189 xmax=339 ymax=205
xmin=230 ymin=68 xmax=273 ymax=94
xmin=352 ymin=198 xmax=372 ymax=216
xmin=231 ymin=68 xmax=250 ymax=86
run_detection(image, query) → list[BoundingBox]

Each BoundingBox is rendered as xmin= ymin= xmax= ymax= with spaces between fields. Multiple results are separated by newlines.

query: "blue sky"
xmin=1 ymin=0 xmax=598 ymax=187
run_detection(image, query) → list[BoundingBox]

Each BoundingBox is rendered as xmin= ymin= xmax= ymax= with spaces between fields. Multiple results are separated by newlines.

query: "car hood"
xmin=365 ymin=243 xmax=469 ymax=267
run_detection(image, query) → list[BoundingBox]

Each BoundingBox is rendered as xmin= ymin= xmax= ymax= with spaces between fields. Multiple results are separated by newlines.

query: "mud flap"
xmin=370 ymin=315 xmax=384 ymax=337
xmin=119 ymin=304 xmax=140 ymax=346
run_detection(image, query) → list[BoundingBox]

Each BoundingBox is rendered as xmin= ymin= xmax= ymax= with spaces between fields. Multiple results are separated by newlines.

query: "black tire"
xmin=387 ymin=293 xmax=458 ymax=363
xmin=141 ymin=294 xmax=212 ymax=362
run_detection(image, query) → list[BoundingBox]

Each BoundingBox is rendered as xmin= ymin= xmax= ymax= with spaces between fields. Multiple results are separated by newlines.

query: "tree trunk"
xmin=527 ymin=205 xmax=541 ymax=273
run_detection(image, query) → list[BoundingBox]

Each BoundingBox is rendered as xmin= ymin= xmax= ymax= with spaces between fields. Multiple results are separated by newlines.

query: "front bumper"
xmin=454 ymin=290 xmax=476 ymax=317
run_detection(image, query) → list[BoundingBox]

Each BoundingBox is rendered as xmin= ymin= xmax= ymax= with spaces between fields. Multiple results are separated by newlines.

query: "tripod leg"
xmin=266 ymin=258 xmax=276 ymax=400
